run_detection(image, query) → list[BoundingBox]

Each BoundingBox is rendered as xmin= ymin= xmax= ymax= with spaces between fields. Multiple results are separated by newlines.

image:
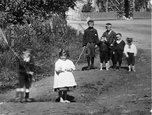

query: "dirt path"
xmin=0 ymin=19 xmax=151 ymax=115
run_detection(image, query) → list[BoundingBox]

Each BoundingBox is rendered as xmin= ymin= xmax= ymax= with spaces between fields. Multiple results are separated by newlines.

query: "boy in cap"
xmin=102 ymin=23 xmax=116 ymax=69
xmin=82 ymin=20 xmax=99 ymax=70
xmin=124 ymin=37 xmax=137 ymax=72
xmin=15 ymin=47 xmax=35 ymax=102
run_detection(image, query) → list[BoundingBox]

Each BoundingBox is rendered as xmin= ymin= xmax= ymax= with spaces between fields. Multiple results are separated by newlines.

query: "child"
xmin=15 ymin=47 xmax=34 ymax=102
xmin=97 ymin=37 xmax=109 ymax=70
xmin=53 ymin=49 xmax=77 ymax=103
xmin=113 ymin=33 xmax=125 ymax=70
xmin=82 ymin=20 xmax=99 ymax=70
xmin=124 ymin=37 xmax=137 ymax=72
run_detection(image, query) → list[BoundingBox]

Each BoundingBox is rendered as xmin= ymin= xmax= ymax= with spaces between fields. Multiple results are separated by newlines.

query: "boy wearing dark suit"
xmin=102 ymin=23 xmax=116 ymax=69
xmin=113 ymin=33 xmax=125 ymax=70
xmin=83 ymin=20 xmax=99 ymax=70
xmin=15 ymin=47 xmax=34 ymax=102
xmin=97 ymin=37 xmax=109 ymax=70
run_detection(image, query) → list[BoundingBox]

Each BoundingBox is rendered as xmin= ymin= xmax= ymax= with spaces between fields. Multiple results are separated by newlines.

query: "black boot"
xmin=20 ymin=92 xmax=25 ymax=103
xmin=91 ymin=57 xmax=95 ymax=69
xmin=113 ymin=64 xmax=116 ymax=71
xmin=86 ymin=57 xmax=91 ymax=70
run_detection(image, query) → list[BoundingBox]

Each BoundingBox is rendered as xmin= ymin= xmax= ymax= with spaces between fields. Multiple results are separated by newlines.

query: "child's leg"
xmin=127 ymin=53 xmax=132 ymax=71
xmin=100 ymin=52 xmax=103 ymax=70
xmin=15 ymin=88 xmax=20 ymax=99
xmin=18 ymin=73 xmax=25 ymax=102
xmin=25 ymin=74 xmax=32 ymax=101
xmin=58 ymin=90 xmax=64 ymax=102
xmin=113 ymin=51 xmax=118 ymax=70
xmin=131 ymin=55 xmax=136 ymax=72
xmin=63 ymin=90 xmax=70 ymax=103
xmin=118 ymin=51 xmax=123 ymax=69
xmin=104 ymin=52 xmax=108 ymax=70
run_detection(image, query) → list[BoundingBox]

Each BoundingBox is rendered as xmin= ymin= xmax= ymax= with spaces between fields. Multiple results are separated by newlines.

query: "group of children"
xmin=83 ymin=20 xmax=137 ymax=72
xmin=98 ymin=32 xmax=137 ymax=72
xmin=14 ymin=20 xmax=137 ymax=103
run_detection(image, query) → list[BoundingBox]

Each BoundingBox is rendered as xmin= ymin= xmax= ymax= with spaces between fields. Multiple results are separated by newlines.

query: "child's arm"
xmin=133 ymin=44 xmax=137 ymax=56
xmin=65 ymin=60 xmax=75 ymax=72
xmin=124 ymin=45 xmax=129 ymax=57
xmin=55 ymin=61 xmax=64 ymax=74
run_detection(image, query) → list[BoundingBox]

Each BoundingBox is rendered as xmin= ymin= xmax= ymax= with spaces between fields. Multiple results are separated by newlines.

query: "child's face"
xmin=106 ymin=25 xmax=112 ymax=31
xmin=60 ymin=53 xmax=67 ymax=61
xmin=116 ymin=35 xmax=121 ymax=40
xmin=88 ymin=22 xmax=94 ymax=27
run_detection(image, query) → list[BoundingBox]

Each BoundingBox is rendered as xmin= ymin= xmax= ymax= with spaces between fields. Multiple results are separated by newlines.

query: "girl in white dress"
xmin=53 ymin=49 xmax=77 ymax=103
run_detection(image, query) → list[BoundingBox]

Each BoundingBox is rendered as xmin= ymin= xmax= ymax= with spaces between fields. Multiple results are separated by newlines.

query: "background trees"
xmin=0 ymin=0 xmax=77 ymax=25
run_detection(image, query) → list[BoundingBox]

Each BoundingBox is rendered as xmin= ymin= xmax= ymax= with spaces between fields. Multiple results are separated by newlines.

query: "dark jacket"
xmin=18 ymin=56 xmax=34 ymax=74
xmin=102 ymin=30 xmax=116 ymax=46
xmin=113 ymin=40 xmax=125 ymax=52
xmin=97 ymin=40 xmax=109 ymax=52
xmin=83 ymin=27 xmax=99 ymax=46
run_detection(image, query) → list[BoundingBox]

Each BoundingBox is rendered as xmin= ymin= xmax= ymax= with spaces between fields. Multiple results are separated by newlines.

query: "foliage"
xmin=0 ymin=15 xmax=84 ymax=90
xmin=81 ymin=3 xmax=92 ymax=12
xmin=0 ymin=0 xmax=76 ymax=25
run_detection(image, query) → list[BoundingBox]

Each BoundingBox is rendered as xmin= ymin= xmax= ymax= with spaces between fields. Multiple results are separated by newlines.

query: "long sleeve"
xmin=124 ymin=44 xmax=137 ymax=57
xmin=124 ymin=45 xmax=128 ymax=57
xmin=132 ymin=44 xmax=137 ymax=56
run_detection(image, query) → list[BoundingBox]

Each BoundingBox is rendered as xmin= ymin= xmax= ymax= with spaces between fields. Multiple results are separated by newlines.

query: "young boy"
xmin=124 ymin=37 xmax=137 ymax=72
xmin=113 ymin=33 xmax=125 ymax=70
xmin=15 ymin=47 xmax=34 ymax=102
xmin=102 ymin=23 xmax=116 ymax=69
xmin=97 ymin=37 xmax=109 ymax=70
xmin=82 ymin=20 xmax=99 ymax=70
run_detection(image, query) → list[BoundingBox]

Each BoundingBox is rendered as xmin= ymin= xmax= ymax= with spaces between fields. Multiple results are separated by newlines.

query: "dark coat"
xmin=97 ymin=40 xmax=109 ymax=52
xmin=113 ymin=40 xmax=125 ymax=52
xmin=83 ymin=27 xmax=99 ymax=46
xmin=102 ymin=30 xmax=116 ymax=46
xmin=18 ymin=56 xmax=34 ymax=74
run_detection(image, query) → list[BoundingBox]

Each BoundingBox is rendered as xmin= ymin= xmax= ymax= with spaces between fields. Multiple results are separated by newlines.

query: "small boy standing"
xmin=15 ymin=47 xmax=34 ymax=102
xmin=113 ymin=33 xmax=125 ymax=70
xmin=124 ymin=37 xmax=137 ymax=72
xmin=97 ymin=37 xmax=109 ymax=70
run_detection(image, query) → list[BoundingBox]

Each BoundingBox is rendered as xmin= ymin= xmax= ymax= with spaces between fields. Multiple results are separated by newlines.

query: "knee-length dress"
xmin=53 ymin=59 xmax=77 ymax=91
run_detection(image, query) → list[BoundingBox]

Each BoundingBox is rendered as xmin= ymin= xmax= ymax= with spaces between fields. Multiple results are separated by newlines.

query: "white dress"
xmin=53 ymin=59 xmax=77 ymax=89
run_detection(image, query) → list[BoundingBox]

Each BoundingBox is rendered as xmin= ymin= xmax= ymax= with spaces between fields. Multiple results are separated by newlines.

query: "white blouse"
xmin=53 ymin=59 xmax=77 ymax=89
xmin=124 ymin=43 xmax=137 ymax=57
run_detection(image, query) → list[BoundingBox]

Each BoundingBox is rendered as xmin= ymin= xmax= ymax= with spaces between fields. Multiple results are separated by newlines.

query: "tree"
xmin=0 ymin=0 xmax=76 ymax=25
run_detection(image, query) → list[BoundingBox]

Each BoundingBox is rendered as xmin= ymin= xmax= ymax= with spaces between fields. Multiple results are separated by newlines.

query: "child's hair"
xmin=126 ymin=37 xmax=133 ymax=43
xmin=59 ymin=49 xmax=69 ymax=58
xmin=116 ymin=33 xmax=122 ymax=37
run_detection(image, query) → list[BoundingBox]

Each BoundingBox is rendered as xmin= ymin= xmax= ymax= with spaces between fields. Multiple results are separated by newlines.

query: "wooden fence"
xmin=67 ymin=11 xmax=151 ymax=21
xmin=133 ymin=12 xmax=151 ymax=19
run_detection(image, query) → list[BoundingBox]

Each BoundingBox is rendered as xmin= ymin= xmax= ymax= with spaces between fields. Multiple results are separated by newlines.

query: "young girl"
xmin=124 ymin=37 xmax=137 ymax=72
xmin=97 ymin=37 xmax=109 ymax=70
xmin=53 ymin=49 xmax=77 ymax=103
xmin=15 ymin=47 xmax=34 ymax=102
